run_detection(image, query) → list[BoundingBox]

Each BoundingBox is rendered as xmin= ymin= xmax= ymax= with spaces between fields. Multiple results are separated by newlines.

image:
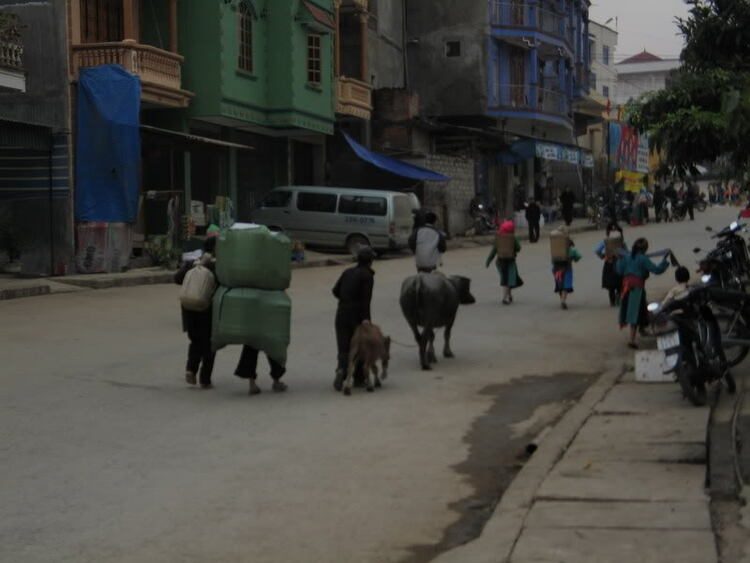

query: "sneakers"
xmin=185 ymin=371 xmax=197 ymax=385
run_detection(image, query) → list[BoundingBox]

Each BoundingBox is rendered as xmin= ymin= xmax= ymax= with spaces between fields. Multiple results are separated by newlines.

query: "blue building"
xmin=406 ymin=0 xmax=596 ymax=215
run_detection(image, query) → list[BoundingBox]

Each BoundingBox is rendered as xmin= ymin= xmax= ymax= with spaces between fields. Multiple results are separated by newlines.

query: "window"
xmin=602 ymin=85 xmax=610 ymax=98
xmin=338 ymin=196 xmax=387 ymax=216
xmin=81 ymin=0 xmax=122 ymax=43
xmin=307 ymin=34 xmax=322 ymax=86
xmin=238 ymin=7 xmax=253 ymax=72
xmin=297 ymin=192 xmax=337 ymax=213
xmin=445 ymin=41 xmax=461 ymax=57
xmin=602 ymin=45 xmax=610 ymax=66
xmin=261 ymin=191 xmax=292 ymax=208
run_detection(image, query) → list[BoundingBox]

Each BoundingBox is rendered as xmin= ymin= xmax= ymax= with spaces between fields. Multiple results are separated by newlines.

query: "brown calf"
xmin=343 ymin=321 xmax=391 ymax=396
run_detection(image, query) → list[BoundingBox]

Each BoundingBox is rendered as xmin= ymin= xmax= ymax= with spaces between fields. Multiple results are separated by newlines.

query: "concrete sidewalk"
xmin=0 ymin=217 xmax=597 ymax=300
xmin=434 ymin=365 xmax=717 ymax=563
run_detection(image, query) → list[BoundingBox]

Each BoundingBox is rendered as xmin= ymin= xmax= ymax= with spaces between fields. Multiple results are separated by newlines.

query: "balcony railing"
xmin=0 ymin=39 xmax=22 ymax=70
xmin=493 ymin=83 xmax=571 ymax=117
xmin=336 ymin=76 xmax=373 ymax=120
xmin=490 ymin=1 xmax=574 ymax=46
xmin=72 ymin=40 xmax=183 ymax=90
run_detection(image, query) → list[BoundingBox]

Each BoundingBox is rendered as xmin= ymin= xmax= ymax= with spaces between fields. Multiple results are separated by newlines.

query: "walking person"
xmin=174 ymin=235 xmax=219 ymax=389
xmin=595 ymin=222 xmax=626 ymax=307
xmin=525 ymin=199 xmax=541 ymax=243
xmin=332 ymin=246 xmax=376 ymax=391
xmin=560 ymin=187 xmax=575 ymax=226
xmin=685 ymin=183 xmax=697 ymax=220
xmin=486 ymin=220 xmax=523 ymax=305
xmin=551 ymin=226 xmax=582 ymax=310
xmin=234 ymin=345 xmax=288 ymax=395
xmin=653 ymin=184 xmax=665 ymax=222
xmin=616 ymin=238 xmax=670 ymax=349
xmin=408 ymin=211 xmax=446 ymax=273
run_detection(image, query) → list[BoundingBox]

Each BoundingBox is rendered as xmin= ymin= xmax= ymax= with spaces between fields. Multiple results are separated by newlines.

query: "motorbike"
xmin=468 ymin=203 xmax=494 ymax=235
xmin=696 ymin=193 xmax=708 ymax=212
xmin=671 ymin=198 xmax=688 ymax=221
xmin=649 ymin=287 xmax=735 ymax=406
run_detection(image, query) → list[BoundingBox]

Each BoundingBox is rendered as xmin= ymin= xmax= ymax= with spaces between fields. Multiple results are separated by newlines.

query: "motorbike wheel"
xmin=696 ymin=201 xmax=707 ymax=212
xmin=675 ymin=362 xmax=707 ymax=406
xmin=715 ymin=312 xmax=750 ymax=367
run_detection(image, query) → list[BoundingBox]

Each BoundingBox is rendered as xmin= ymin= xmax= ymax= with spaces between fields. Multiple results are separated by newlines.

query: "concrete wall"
xmin=411 ymin=154 xmax=475 ymax=237
xmin=589 ymin=21 xmax=618 ymax=99
xmin=369 ymin=0 xmax=405 ymax=89
xmin=0 ymin=0 xmax=73 ymax=276
xmin=405 ymin=0 xmax=488 ymax=116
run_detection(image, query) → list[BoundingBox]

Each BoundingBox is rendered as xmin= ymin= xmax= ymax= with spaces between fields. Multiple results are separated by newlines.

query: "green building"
xmin=171 ymin=0 xmax=336 ymax=220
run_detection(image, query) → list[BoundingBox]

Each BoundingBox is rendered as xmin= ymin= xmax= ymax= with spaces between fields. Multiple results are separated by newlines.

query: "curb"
xmin=432 ymin=361 xmax=626 ymax=563
xmin=0 ymin=284 xmax=51 ymax=301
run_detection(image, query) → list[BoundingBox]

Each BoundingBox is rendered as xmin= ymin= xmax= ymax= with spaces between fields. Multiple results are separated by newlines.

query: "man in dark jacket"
xmin=332 ymin=246 xmax=376 ymax=391
xmin=525 ymin=199 xmax=542 ymax=243
xmin=560 ymin=187 xmax=575 ymax=226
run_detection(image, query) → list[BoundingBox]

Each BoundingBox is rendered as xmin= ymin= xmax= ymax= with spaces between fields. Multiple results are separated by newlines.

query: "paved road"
xmin=0 ymin=207 xmax=740 ymax=562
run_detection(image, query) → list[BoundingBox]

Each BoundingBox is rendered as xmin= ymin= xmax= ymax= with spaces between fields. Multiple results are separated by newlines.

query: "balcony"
xmin=491 ymin=83 xmax=571 ymax=119
xmin=0 ymin=13 xmax=25 ymax=92
xmin=336 ymin=76 xmax=372 ymax=120
xmin=71 ymin=40 xmax=192 ymax=108
xmin=489 ymin=1 xmax=574 ymax=52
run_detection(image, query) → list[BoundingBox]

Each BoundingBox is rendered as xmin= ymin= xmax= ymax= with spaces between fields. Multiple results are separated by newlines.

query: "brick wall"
xmin=412 ymin=154 xmax=476 ymax=238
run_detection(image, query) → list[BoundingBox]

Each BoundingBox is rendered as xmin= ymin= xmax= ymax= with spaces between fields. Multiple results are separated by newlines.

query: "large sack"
xmin=216 ymin=224 xmax=292 ymax=290
xmin=212 ymin=287 xmax=291 ymax=366
xmin=179 ymin=264 xmax=216 ymax=311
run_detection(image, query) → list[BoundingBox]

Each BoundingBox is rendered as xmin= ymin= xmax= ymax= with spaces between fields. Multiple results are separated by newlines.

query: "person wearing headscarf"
xmin=486 ymin=220 xmax=523 ymax=305
xmin=551 ymin=226 xmax=582 ymax=310
xmin=594 ymin=221 xmax=627 ymax=306
xmin=615 ymin=237 xmax=670 ymax=349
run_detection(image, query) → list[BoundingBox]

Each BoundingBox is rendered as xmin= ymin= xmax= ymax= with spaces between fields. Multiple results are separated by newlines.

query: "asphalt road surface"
xmin=0 ymin=206 xmax=740 ymax=562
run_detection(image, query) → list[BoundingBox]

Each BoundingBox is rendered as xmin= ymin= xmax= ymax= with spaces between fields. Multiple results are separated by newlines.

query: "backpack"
xmin=179 ymin=264 xmax=217 ymax=312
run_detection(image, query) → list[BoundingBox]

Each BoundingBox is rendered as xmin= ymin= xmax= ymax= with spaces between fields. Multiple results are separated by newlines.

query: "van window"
xmin=262 ymin=191 xmax=292 ymax=208
xmin=338 ymin=195 xmax=387 ymax=216
xmin=297 ymin=191 xmax=337 ymax=213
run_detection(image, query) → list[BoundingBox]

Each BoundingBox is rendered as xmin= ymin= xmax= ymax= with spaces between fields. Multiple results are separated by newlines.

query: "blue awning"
xmin=343 ymin=133 xmax=449 ymax=182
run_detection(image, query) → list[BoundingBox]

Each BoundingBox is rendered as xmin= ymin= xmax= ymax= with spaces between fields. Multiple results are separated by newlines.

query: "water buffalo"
xmin=400 ymin=273 xmax=475 ymax=370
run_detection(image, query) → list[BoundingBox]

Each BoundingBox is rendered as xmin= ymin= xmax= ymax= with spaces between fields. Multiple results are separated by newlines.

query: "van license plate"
xmin=657 ymin=331 xmax=680 ymax=350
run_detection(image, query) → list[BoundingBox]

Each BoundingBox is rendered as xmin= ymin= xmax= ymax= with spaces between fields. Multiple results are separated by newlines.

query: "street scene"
xmin=2 ymin=0 xmax=750 ymax=562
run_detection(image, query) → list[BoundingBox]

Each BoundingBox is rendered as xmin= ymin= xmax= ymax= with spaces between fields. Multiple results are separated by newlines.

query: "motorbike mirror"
xmin=730 ymin=221 xmax=739 ymax=230
xmin=693 ymin=247 xmax=701 ymax=253
xmin=701 ymin=274 xmax=712 ymax=284
xmin=647 ymin=302 xmax=661 ymax=313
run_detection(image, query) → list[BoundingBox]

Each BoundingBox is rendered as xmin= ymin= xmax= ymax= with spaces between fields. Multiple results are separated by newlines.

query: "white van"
xmin=251 ymin=186 xmax=419 ymax=254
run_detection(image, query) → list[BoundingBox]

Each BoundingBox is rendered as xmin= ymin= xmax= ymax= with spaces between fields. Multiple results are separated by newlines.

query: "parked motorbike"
xmin=696 ymin=193 xmax=708 ymax=212
xmin=671 ymin=198 xmax=688 ymax=221
xmin=468 ymin=203 xmax=494 ymax=235
xmin=649 ymin=287 xmax=735 ymax=406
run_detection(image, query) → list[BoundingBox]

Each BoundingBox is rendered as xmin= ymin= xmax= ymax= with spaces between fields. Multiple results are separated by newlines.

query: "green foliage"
xmin=627 ymin=0 xmax=750 ymax=178
xmin=144 ymin=235 xmax=180 ymax=268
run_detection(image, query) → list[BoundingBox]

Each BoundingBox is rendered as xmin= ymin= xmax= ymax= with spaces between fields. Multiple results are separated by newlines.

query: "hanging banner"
xmin=609 ymin=123 xmax=650 ymax=174
xmin=534 ymin=142 xmax=594 ymax=168
xmin=615 ymin=170 xmax=646 ymax=193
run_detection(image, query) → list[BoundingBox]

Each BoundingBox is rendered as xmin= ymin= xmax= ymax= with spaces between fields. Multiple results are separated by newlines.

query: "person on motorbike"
xmin=616 ymin=238 xmax=670 ymax=349
xmin=662 ymin=266 xmax=691 ymax=305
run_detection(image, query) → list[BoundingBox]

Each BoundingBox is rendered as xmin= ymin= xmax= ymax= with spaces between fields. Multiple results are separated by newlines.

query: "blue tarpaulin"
xmin=343 ymin=133 xmax=449 ymax=182
xmin=75 ymin=65 xmax=141 ymax=222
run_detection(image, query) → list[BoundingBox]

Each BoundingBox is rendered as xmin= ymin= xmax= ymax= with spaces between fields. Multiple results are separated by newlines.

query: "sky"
xmin=590 ymin=0 xmax=691 ymax=62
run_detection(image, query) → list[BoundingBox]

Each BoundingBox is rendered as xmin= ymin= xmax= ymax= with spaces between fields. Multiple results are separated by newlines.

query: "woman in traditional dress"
xmin=594 ymin=222 xmax=627 ymax=306
xmin=551 ymin=226 xmax=582 ymax=310
xmin=486 ymin=220 xmax=523 ymax=305
xmin=615 ymin=237 xmax=670 ymax=349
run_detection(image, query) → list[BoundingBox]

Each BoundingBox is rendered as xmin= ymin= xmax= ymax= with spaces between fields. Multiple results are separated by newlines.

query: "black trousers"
xmin=234 ymin=346 xmax=285 ymax=380
xmin=562 ymin=210 xmax=573 ymax=226
xmin=335 ymin=309 xmax=362 ymax=373
xmin=687 ymin=203 xmax=694 ymax=220
xmin=528 ymin=220 xmax=540 ymax=242
xmin=185 ymin=308 xmax=216 ymax=386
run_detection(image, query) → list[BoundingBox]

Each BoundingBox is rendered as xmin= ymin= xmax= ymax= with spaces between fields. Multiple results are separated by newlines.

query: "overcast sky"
xmin=590 ymin=0 xmax=691 ymax=61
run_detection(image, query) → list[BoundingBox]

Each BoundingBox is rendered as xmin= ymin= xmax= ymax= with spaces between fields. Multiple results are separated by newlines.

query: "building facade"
xmin=406 ymin=0 xmax=594 ymax=222
xmin=0 ymin=1 xmax=73 ymax=276
xmin=614 ymin=51 xmax=680 ymax=106
xmin=588 ymin=20 xmax=617 ymax=101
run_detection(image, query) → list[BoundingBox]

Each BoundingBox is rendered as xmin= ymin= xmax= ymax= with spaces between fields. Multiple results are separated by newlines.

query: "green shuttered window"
xmin=307 ymin=34 xmax=322 ymax=87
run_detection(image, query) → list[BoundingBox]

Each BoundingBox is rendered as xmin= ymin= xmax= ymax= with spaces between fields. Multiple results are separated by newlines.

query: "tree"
xmin=627 ymin=0 xmax=750 ymax=180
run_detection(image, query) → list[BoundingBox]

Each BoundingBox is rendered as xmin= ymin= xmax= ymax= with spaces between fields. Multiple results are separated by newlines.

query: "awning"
xmin=140 ymin=125 xmax=255 ymax=150
xmin=343 ymin=133 xmax=449 ymax=182
xmin=299 ymin=1 xmax=335 ymax=32
xmin=498 ymin=139 xmax=593 ymax=168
